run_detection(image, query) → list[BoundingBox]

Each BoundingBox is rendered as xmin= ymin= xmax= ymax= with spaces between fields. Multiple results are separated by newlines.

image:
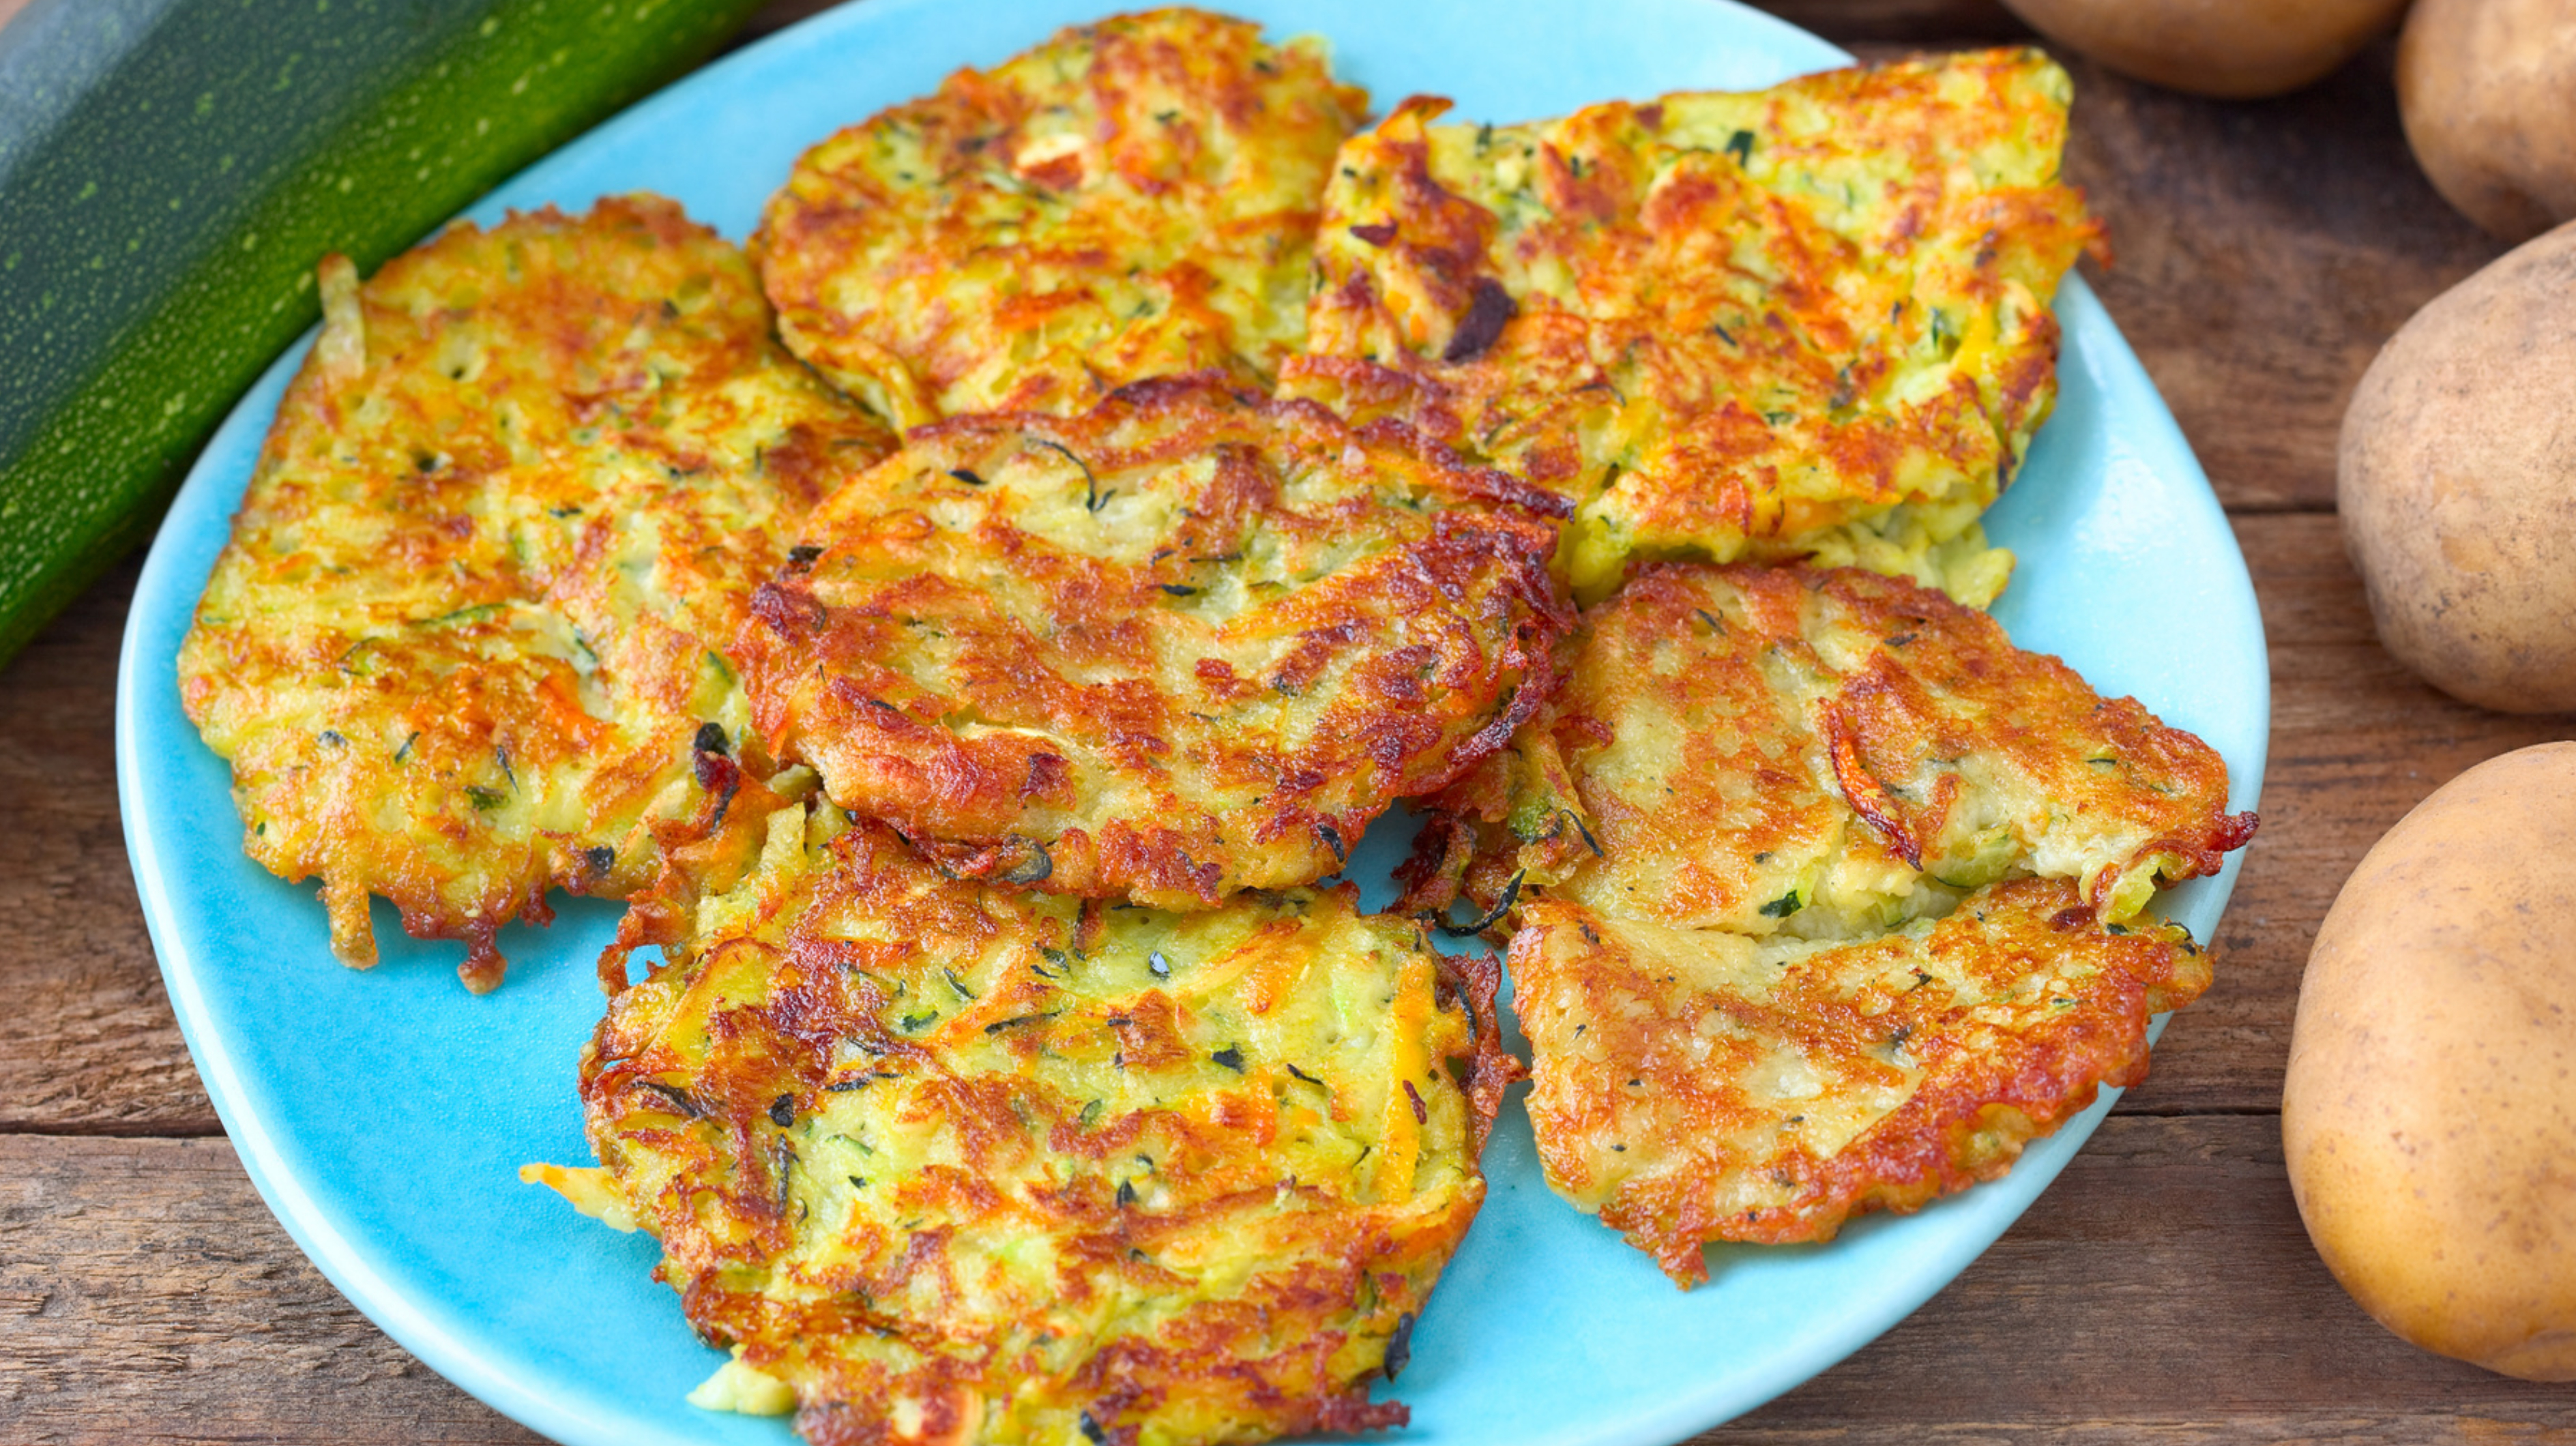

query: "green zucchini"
xmin=0 ymin=0 xmax=768 ymax=666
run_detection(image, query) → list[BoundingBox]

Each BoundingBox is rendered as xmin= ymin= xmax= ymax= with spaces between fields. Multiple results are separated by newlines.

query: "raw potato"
xmin=2282 ymin=743 xmax=2576 ymax=1381
xmin=2337 ymin=222 xmax=2576 ymax=714
xmin=2000 ymin=0 xmax=2407 ymax=98
xmin=2399 ymin=0 xmax=2576 ymax=243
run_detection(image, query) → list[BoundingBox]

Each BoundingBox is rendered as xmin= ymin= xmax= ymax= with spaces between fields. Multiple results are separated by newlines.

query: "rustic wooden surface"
xmin=6 ymin=1 xmax=2576 ymax=1441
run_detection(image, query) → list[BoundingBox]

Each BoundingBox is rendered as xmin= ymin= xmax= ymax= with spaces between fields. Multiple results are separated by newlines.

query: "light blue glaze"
xmin=116 ymin=3 xmax=2268 ymax=1443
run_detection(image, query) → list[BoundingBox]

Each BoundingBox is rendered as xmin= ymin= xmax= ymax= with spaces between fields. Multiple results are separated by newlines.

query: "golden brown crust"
xmin=583 ymin=806 xmax=1503 ymax=1445
xmin=755 ymin=7 xmax=1367 ymax=426
xmin=1418 ymin=562 xmax=2255 ymax=937
xmin=1511 ymin=878 xmax=2212 ymax=1284
xmin=1283 ymin=50 xmax=2103 ymax=602
xmin=735 ymin=375 xmax=1575 ymax=909
xmin=177 ymin=196 xmax=894 ymax=988
xmin=1399 ymin=560 xmax=2250 ymax=1283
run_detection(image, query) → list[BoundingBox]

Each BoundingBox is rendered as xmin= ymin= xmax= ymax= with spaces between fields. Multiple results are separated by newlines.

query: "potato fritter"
xmin=755 ymin=8 xmax=1366 ymax=427
xmin=1397 ymin=562 xmax=2253 ymax=1282
xmin=544 ymin=799 xmax=1509 ymax=1446
xmin=1509 ymin=877 xmax=2210 ymax=1284
xmin=1282 ymin=49 xmax=2102 ymax=604
xmin=733 ymin=375 xmax=1573 ymax=911
xmin=1405 ymin=563 xmax=2256 ymax=936
xmin=178 ymin=197 xmax=895 ymax=990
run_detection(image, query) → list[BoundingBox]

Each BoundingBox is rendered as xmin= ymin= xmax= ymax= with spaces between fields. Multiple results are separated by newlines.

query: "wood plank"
xmin=0 ymin=556 xmax=215 ymax=1137
xmin=2056 ymin=44 xmax=2504 ymax=514
xmin=1714 ymin=1115 xmax=2576 ymax=1441
xmin=11 ymin=1123 xmax=2576 ymax=1443
xmin=0 ymin=1134 xmax=544 ymax=1446
xmin=2116 ymin=514 xmax=2574 ymax=1117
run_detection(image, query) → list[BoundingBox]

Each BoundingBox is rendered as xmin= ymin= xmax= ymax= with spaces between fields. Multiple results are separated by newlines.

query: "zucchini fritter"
xmin=1401 ymin=563 xmax=2254 ymax=1282
xmin=547 ymin=801 xmax=1508 ymax=1446
xmin=734 ymin=375 xmax=1573 ymax=910
xmin=1283 ymin=49 xmax=2102 ymax=604
xmin=755 ymin=8 xmax=1366 ymax=426
xmin=178 ymin=197 xmax=894 ymax=990
xmin=1407 ymin=563 xmax=2256 ymax=936
xmin=1510 ymin=878 xmax=2210 ymax=1284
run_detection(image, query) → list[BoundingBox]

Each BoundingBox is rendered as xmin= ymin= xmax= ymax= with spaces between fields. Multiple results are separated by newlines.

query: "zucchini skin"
xmin=0 ymin=0 xmax=767 ymax=666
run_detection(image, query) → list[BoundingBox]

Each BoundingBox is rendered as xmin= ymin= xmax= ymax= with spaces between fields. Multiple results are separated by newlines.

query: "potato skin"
xmin=2337 ymin=222 xmax=2576 ymax=714
xmin=2000 ymin=0 xmax=2406 ymax=99
xmin=2399 ymin=0 xmax=2576 ymax=243
xmin=2282 ymin=743 xmax=2576 ymax=1381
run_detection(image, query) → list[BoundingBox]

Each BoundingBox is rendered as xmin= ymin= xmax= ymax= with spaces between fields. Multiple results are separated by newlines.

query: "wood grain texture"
xmin=7 ymin=1126 xmax=2575 ymax=1445
xmin=0 ymin=556 xmax=215 ymax=1137
xmin=2056 ymin=42 xmax=2506 ymax=514
xmin=0 ymin=1135 xmax=545 ymax=1445
xmin=1717 ymin=1117 xmax=2576 ymax=1442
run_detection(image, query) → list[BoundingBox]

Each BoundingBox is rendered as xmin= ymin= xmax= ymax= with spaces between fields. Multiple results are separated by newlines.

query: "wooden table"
xmin=7 ymin=1 xmax=2575 ymax=1440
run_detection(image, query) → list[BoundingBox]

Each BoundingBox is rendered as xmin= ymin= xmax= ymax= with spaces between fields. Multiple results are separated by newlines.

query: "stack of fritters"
xmin=179 ymin=6 xmax=2258 ymax=1441
xmin=179 ymin=196 xmax=894 ymax=990
xmin=655 ymin=382 xmax=1561 ymax=1433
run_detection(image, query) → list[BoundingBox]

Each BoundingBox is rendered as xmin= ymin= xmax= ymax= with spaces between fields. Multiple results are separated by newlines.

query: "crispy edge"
xmin=1511 ymin=881 xmax=2212 ymax=1285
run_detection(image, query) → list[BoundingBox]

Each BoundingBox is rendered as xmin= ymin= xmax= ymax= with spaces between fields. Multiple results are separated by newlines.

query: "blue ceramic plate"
xmin=117 ymin=2 xmax=2269 ymax=1443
